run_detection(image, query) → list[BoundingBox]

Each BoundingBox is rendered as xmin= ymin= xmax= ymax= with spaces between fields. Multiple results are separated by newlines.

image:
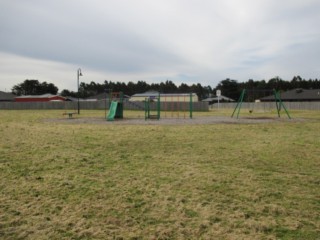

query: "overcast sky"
xmin=1 ymin=0 xmax=319 ymax=92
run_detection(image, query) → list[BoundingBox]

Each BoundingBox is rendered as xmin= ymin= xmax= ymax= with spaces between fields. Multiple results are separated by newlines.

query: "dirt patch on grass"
xmin=45 ymin=116 xmax=303 ymax=125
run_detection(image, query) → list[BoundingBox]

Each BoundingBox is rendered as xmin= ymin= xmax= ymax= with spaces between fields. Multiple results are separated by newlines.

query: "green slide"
xmin=107 ymin=101 xmax=118 ymax=121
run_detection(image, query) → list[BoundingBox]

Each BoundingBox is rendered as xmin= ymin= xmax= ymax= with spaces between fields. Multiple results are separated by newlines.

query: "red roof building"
xmin=15 ymin=94 xmax=66 ymax=102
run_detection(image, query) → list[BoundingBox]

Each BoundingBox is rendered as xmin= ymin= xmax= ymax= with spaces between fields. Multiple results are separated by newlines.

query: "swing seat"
xmin=63 ymin=112 xmax=77 ymax=118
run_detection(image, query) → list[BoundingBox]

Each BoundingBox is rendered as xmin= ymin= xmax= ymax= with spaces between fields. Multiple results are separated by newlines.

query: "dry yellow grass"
xmin=0 ymin=110 xmax=319 ymax=239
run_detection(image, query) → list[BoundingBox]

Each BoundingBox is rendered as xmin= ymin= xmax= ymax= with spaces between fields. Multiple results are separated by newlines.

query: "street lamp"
xmin=77 ymin=68 xmax=83 ymax=114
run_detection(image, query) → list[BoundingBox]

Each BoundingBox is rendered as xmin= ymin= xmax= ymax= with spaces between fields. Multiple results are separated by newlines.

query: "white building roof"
xmin=202 ymin=95 xmax=234 ymax=102
xmin=131 ymin=92 xmax=196 ymax=97
xmin=15 ymin=94 xmax=59 ymax=99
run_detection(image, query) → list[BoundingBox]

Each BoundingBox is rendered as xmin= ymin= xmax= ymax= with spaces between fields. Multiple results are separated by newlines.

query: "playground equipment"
xmin=144 ymin=93 xmax=194 ymax=120
xmin=231 ymin=89 xmax=291 ymax=119
xmin=144 ymin=93 xmax=160 ymax=120
xmin=106 ymin=92 xmax=124 ymax=121
xmin=162 ymin=93 xmax=193 ymax=119
xmin=105 ymin=91 xmax=194 ymax=121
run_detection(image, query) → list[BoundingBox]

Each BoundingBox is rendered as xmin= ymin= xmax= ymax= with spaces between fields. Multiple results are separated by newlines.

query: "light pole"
xmin=77 ymin=68 xmax=83 ymax=114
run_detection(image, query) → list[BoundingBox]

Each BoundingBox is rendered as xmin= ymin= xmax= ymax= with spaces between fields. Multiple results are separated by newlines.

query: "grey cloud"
xmin=1 ymin=0 xmax=320 ymax=91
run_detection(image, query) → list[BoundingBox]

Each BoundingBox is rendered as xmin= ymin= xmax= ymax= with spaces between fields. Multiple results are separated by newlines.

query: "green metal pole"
xmin=273 ymin=90 xmax=281 ymax=118
xmin=120 ymin=91 xmax=123 ymax=103
xmin=231 ymin=89 xmax=245 ymax=118
xmin=148 ymin=98 xmax=151 ymax=119
xmin=144 ymin=98 xmax=148 ymax=120
xmin=236 ymin=90 xmax=245 ymax=118
xmin=275 ymin=90 xmax=291 ymax=119
xmin=157 ymin=93 xmax=160 ymax=120
xmin=231 ymin=90 xmax=242 ymax=118
xmin=190 ymin=93 xmax=193 ymax=119
xmin=119 ymin=91 xmax=124 ymax=119
xmin=280 ymin=100 xmax=291 ymax=119
xmin=108 ymin=89 xmax=112 ymax=108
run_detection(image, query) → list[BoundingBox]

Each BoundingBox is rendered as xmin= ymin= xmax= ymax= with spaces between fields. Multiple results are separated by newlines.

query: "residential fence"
xmin=210 ymin=101 xmax=320 ymax=111
xmin=1 ymin=101 xmax=319 ymax=111
xmin=0 ymin=100 xmax=209 ymax=111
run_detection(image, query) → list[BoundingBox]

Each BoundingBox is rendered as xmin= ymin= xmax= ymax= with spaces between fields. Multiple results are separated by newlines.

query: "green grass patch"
xmin=0 ymin=110 xmax=319 ymax=239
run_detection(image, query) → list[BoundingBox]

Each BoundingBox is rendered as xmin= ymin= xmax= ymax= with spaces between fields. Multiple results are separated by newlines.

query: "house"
xmin=86 ymin=93 xmax=130 ymax=101
xmin=130 ymin=91 xmax=198 ymax=102
xmin=86 ymin=92 xmax=109 ymax=101
xmin=202 ymin=95 xmax=234 ymax=104
xmin=0 ymin=91 xmax=16 ymax=102
xmin=15 ymin=94 xmax=66 ymax=102
xmin=260 ymin=89 xmax=320 ymax=102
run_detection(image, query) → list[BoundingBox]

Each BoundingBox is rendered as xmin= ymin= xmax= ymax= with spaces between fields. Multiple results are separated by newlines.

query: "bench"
xmin=63 ymin=112 xmax=77 ymax=119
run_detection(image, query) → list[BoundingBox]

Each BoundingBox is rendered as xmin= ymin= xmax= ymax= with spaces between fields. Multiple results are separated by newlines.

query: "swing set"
xmin=231 ymin=89 xmax=291 ymax=119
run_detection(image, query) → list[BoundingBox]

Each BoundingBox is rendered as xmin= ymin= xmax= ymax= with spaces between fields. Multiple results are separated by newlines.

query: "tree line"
xmin=11 ymin=76 xmax=319 ymax=101
xmin=12 ymin=80 xmax=59 ymax=96
xmin=214 ymin=76 xmax=319 ymax=101
xmin=60 ymin=80 xmax=212 ymax=100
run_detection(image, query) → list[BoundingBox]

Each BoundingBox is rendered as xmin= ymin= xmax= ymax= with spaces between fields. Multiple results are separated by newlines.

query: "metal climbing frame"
xmin=145 ymin=93 xmax=194 ymax=120
xmin=144 ymin=93 xmax=160 ymax=120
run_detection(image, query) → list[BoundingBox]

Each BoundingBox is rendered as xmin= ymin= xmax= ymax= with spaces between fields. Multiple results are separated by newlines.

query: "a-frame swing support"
xmin=231 ymin=89 xmax=291 ymax=119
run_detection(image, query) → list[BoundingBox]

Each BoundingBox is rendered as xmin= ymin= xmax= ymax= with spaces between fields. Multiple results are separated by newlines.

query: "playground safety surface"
xmin=46 ymin=116 xmax=302 ymax=125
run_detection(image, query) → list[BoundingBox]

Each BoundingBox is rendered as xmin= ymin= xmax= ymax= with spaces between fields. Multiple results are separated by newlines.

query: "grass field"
xmin=0 ymin=110 xmax=319 ymax=239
